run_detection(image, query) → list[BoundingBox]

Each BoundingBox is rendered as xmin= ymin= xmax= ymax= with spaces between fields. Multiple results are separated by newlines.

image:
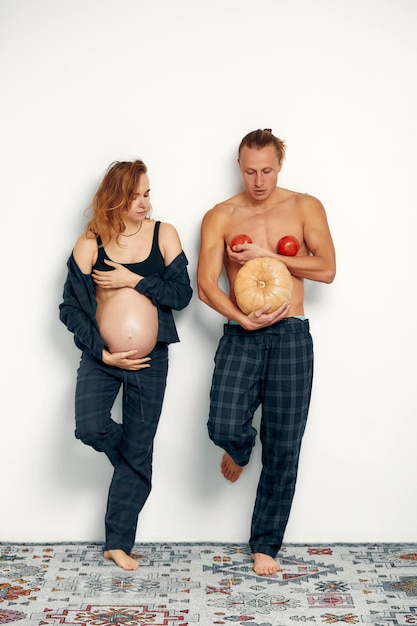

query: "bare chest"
xmin=225 ymin=209 xmax=303 ymax=253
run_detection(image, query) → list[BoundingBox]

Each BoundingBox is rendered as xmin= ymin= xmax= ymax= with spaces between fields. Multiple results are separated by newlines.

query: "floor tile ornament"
xmin=0 ymin=543 xmax=416 ymax=625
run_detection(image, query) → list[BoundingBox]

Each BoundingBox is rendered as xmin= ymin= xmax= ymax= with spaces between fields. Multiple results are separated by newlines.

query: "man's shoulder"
xmin=279 ymin=188 xmax=324 ymax=210
xmin=213 ymin=192 xmax=245 ymax=211
xmin=204 ymin=193 xmax=245 ymax=222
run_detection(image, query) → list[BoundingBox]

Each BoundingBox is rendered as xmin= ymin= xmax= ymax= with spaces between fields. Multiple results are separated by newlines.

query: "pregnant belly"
xmin=96 ymin=288 xmax=158 ymax=358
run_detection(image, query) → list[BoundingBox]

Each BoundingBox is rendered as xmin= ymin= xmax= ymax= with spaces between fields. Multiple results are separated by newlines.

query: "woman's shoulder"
xmin=73 ymin=230 xmax=98 ymax=273
xmin=155 ymin=222 xmax=182 ymax=263
xmin=74 ymin=229 xmax=98 ymax=245
xmin=157 ymin=221 xmax=180 ymax=238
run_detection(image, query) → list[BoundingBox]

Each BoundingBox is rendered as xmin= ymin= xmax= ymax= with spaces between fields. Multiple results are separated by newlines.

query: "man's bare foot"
xmin=221 ymin=452 xmax=244 ymax=482
xmin=252 ymin=552 xmax=281 ymax=576
xmin=104 ymin=549 xmax=139 ymax=571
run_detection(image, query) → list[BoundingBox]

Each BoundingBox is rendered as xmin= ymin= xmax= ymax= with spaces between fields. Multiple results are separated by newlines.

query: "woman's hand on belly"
xmin=102 ymin=348 xmax=151 ymax=371
xmin=92 ymin=260 xmax=142 ymax=289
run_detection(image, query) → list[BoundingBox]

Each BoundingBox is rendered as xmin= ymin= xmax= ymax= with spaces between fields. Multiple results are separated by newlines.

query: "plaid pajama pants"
xmin=74 ymin=344 xmax=168 ymax=555
xmin=208 ymin=318 xmax=313 ymax=557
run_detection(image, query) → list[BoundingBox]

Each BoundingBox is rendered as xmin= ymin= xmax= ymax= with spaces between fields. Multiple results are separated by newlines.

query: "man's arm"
xmin=283 ymin=195 xmax=336 ymax=283
xmin=197 ymin=207 xmax=241 ymax=320
xmin=197 ymin=206 xmax=290 ymax=329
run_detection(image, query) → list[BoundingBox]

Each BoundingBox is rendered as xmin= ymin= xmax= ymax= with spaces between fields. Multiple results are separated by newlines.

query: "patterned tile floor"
xmin=0 ymin=542 xmax=416 ymax=624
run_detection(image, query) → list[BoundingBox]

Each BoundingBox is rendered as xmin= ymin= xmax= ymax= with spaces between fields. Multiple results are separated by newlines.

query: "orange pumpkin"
xmin=234 ymin=258 xmax=293 ymax=314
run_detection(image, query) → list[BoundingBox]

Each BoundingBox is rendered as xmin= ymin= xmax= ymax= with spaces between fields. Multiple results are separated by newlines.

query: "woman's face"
xmin=126 ymin=174 xmax=150 ymax=223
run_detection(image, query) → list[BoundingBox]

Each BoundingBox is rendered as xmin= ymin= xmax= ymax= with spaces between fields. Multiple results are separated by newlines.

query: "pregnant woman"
xmin=59 ymin=159 xmax=192 ymax=570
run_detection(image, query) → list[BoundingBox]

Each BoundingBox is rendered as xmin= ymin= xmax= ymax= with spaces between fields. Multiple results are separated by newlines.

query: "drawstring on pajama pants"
xmin=122 ymin=371 xmax=145 ymax=422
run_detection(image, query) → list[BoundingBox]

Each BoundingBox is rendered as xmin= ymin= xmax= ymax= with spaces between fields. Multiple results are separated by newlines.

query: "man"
xmin=197 ymin=129 xmax=336 ymax=576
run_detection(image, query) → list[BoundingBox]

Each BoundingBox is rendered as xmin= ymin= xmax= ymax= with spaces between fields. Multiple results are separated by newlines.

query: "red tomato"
xmin=277 ymin=235 xmax=299 ymax=256
xmin=230 ymin=234 xmax=253 ymax=250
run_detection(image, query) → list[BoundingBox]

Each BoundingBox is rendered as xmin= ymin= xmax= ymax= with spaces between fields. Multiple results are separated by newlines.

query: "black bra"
xmin=93 ymin=221 xmax=165 ymax=277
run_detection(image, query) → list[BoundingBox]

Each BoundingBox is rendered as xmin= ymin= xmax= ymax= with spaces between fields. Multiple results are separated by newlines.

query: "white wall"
xmin=1 ymin=0 xmax=416 ymax=545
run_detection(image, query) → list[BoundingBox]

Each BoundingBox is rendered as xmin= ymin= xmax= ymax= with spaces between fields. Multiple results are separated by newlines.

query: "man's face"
xmin=238 ymin=145 xmax=282 ymax=202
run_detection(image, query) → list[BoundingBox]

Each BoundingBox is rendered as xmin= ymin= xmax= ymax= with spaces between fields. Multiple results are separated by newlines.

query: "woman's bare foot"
xmin=252 ymin=552 xmax=281 ymax=576
xmin=221 ymin=452 xmax=244 ymax=482
xmin=104 ymin=549 xmax=139 ymax=571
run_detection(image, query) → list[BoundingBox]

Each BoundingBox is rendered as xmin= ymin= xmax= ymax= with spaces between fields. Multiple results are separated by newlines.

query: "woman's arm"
xmin=133 ymin=222 xmax=192 ymax=310
xmin=135 ymin=250 xmax=193 ymax=310
xmin=73 ymin=232 xmax=98 ymax=274
xmin=90 ymin=222 xmax=192 ymax=310
xmin=59 ymin=251 xmax=106 ymax=362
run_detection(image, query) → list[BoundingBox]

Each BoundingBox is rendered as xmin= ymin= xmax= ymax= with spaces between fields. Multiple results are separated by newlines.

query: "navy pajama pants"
xmin=74 ymin=344 xmax=168 ymax=555
xmin=208 ymin=318 xmax=313 ymax=557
